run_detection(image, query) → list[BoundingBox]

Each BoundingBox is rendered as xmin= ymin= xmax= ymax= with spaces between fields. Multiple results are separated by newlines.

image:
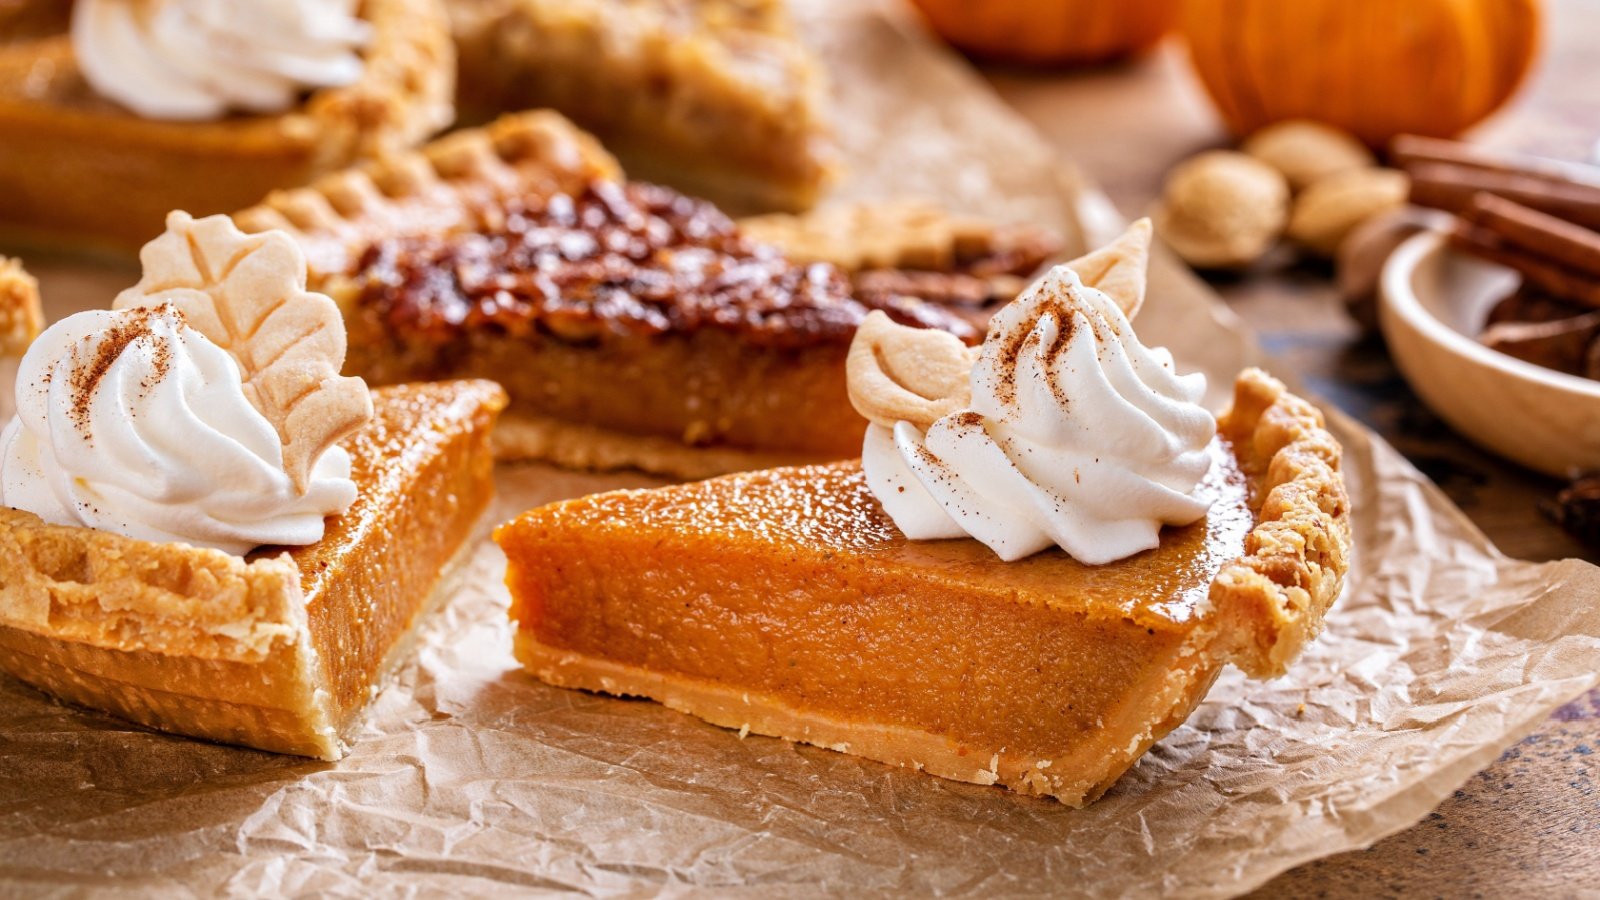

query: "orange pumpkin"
xmin=908 ymin=0 xmax=1181 ymax=66
xmin=1180 ymin=0 xmax=1542 ymax=146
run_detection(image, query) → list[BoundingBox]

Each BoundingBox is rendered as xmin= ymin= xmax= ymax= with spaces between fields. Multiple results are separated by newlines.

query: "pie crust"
xmin=0 ymin=257 xmax=42 ymax=359
xmin=0 ymin=0 xmax=455 ymax=250
xmin=446 ymin=0 xmax=836 ymax=212
xmin=496 ymin=369 xmax=1351 ymax=804
xmin=0 ymin=380 xmax=506 ymax=759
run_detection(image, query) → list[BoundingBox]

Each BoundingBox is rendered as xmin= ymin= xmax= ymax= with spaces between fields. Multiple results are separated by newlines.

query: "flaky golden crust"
xmin=0 ymin=0 xmax=456 ymax=250
xmin=1214 ymin=368 xmax=1353 ymax=678
xmin=0 ymin=258 xmax=43 ymax=358
xmin=0 ymin=508 xmax=306 ymax=661
xmin=0 ymin=509 xmax=339 ymax=755
xmin=235 ymin=111 xmax=621 ymax=283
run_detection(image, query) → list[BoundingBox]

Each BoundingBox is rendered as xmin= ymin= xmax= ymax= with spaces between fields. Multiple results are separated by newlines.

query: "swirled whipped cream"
xmin=850 ymin=226 xmax=1216 ymax=564
xmin=0 ymin=304 xmax=357 ymax=554
xmin=72 ymin=0 xmax=371 ymax=121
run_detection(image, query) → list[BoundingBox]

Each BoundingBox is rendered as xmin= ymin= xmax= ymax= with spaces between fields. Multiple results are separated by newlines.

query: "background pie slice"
xmin=495 ymin=369 xmax=1352 ymax=805
xmin=237 ymin=112 xmax=1051 ymax=480
xmin=741 ymin=200 xmax=1065 ymax=331
xmin=446 ymin=0 xmax=837 ymax=212
xmin=0 ymin=381 xmax=505 ymax=759
xmin=0 ymin=0 xmax=455 ymax=251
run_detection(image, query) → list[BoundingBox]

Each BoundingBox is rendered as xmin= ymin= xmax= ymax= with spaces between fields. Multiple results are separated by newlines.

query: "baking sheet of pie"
xmin=6 ymin=3 xmax=1600 ymax=898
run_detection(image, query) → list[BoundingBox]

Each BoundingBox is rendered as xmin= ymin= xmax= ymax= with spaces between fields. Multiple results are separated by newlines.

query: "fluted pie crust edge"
xmin=234 ymin=110 xmax=622 ymax=280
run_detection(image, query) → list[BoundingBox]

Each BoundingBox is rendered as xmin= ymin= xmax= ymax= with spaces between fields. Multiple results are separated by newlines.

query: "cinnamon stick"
xmin=1410 ymin=163 xmax=1600 ymax=230
xmin=1448 ymin=223 xmax=1600 ymax=308
xmin=1392 ymin=134 xmax=1600 ymax=191
xmin=1462 ymin=193 xmax=1600 ymax=280
xmin=1481 ymin=309 xmax=1600 ymax=377
xmin=1485 ymin=288 xmax=1590 ymax=327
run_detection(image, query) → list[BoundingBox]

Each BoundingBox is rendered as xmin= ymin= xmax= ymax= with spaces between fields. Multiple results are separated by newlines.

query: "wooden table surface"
xmin=984 ymin=3 xmax=1600 ymax=894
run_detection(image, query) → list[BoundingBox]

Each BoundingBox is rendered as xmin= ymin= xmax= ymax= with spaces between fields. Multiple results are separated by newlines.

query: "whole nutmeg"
xmin=1154 ymin=151 xmax=1289 ymax=270
xmin=1335 ymin=207 xmax=1434 ymax=331
xmin=1287 ymin=168 xmax=1410 ymax=257
xmin=1242 ymin=120 xmax=1375 ymax=192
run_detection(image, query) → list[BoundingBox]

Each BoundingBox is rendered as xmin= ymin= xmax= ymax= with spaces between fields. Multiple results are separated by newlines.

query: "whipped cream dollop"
xmin=0 ymin=305 xmax=357 ymax=554
xmin=855 ymin=264 xmax=1217 ymax=565
xmin=72 ymin=0 xmax=371 ymax=121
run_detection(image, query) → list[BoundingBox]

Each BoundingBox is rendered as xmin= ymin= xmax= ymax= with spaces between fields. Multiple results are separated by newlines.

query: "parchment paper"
xmin=6 ymin=4 xmax=1600 ymax=898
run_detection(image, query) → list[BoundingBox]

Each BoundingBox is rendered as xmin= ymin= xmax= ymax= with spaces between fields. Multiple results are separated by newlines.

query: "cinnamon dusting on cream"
xmin=855 ymin=220 xmax=1218 ymax=564
xmin=67 ymin=304 xmax=180 ymax=441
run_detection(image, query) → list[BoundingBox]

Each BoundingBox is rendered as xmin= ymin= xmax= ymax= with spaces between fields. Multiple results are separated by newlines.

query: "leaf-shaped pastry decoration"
xmin=847 ymin=310 xmax=979 ymax=429
xmin=113 ymin=211 xmax=373 ymax=493
xmin=1065 ymin=217 xmax=1151 ymax=319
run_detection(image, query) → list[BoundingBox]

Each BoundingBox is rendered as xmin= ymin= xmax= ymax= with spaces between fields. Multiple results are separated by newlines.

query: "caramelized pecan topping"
xmin=348 ymin=181 xmax=980 ymax=350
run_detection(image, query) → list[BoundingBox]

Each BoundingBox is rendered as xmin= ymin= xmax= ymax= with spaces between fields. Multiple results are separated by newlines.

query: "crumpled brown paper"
xmin=5 ymin=3 xmax=1600 ymax=898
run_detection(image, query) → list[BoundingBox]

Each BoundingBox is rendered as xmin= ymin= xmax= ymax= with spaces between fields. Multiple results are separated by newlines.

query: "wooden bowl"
xmin=1380 ymin=230 xmax=1600 ymax=477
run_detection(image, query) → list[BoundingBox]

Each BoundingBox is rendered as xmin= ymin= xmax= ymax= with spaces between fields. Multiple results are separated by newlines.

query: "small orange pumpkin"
xmin=1180 ymin=0 xmax=1542 ymax=146
xmin=908 ymin=0 xmax=1181 ymax=67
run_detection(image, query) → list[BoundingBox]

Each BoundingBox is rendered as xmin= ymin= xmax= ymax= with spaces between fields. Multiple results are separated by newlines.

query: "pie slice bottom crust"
xmin=0 ymin=380 xmax=506 ymax=759
xmin=496 ymin=369 xmax=1350 ymax=804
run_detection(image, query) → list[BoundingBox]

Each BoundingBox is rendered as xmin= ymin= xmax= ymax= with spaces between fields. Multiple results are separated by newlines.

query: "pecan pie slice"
xmin=237 ymin=112 xmax=1048 ymax=479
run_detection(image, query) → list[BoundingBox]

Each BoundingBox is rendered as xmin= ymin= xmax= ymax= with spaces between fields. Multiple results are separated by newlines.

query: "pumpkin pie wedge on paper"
xmin=0 ymin=0 xmax=454 ymax=249
xmin=0 ymin=214 xmax=505 ymax=759
xmin=446 ymin=0 xmax=836 ymax=212
xmin=236 ymin=111 xmax=1055 ymax=480
xmin=495 ymin=223 xmax=1351 ymax=805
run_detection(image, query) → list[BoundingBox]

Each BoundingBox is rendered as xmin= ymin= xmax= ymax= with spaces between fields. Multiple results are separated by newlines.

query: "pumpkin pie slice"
xmin=0 ymin=0 xmax=454 ymax=250
xmin=496 ymin=368 xmax=1349 ymax=804
xmin=0 ymin=214 xmax=506 ymax=759
xmin=236 ymin=112 xmax=1054 ymax=480
xmin=0 ymin=380 xmax=504 ymax=758
xmin=446 ymin=0 xmax=837 ymax=212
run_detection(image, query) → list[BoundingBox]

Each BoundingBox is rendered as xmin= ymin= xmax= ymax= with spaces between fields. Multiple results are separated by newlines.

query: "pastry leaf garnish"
xmin=114 ymin=211 xmax=372 ymax=493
